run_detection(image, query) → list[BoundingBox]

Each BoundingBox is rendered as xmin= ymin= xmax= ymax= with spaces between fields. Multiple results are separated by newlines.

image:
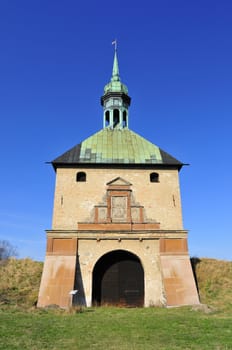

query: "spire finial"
xmin=111 ymin=40 xmax=120 ymax=82
xmin=112 ymin=39 xmax=117 ymax=51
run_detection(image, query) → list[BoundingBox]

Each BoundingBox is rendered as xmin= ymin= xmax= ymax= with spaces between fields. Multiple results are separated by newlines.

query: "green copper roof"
xmin=52 ymin=46 xmax=183 ymax=169
xmin=104 ymin=50 xmax=128 ymax=95
xmin=80 ymin=128 xmax=162 ymax=163
xmin=52 ymin=127 xmax=183 ymax=167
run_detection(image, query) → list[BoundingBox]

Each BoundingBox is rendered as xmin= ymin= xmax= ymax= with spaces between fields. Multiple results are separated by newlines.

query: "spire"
xmin=111 ymin=45 xmax=120 ymax=82
xmin=103 ymin=41 xmax=128 ymax=95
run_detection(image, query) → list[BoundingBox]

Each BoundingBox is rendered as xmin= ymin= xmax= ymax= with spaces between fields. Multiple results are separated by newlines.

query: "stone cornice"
xmin=45 ymin=229 xmax=188 ymax=240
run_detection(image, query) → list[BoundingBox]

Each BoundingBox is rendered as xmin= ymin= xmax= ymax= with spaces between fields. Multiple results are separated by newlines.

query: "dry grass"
xmin=192 ymin=257 xmax=232 ymax=311
xmin=0 ymin=258 xmax=43 ymax=306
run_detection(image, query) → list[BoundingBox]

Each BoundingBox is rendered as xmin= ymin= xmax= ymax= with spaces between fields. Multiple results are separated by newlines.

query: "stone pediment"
xmin=106 ymin=177 xmax=132 ymax=187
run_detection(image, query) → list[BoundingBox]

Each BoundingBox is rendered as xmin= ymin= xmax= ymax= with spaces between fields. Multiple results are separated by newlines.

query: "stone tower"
xmin=38 ymin=47 xmax=199 ymax=308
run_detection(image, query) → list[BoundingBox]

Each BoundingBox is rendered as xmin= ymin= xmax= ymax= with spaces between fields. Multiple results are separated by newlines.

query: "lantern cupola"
xmin=101 ymin=44 xmax=131 ymax=129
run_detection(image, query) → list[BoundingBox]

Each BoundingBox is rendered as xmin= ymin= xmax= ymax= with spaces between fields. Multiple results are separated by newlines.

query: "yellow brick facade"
xmin=38 ymin=166 xmax=199 ymax=308
xmin=52 ymin=168 xmax=183 ymax=230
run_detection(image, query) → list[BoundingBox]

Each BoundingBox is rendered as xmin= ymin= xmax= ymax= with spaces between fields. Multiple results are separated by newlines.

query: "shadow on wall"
xmin=73 ymin=256 xmax=87 ymax=307
xmin=190 ymin=257 xmax=201 ymax=294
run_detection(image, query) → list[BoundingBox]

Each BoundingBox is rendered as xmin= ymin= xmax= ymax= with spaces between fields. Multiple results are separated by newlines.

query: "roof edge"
xmin=50 ymin=161 xmax=186 ymax=171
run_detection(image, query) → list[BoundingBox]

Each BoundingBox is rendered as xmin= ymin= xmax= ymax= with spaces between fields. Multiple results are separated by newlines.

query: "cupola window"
xmin=123 ymin=111 xmax=127 ymax=127
xmin=150 ymin=172 xmax=159 ymax=183
xmin=105 ymin=111 xmax=110 ymax=126
xmin=113 ymin=109 xmax=120 ymax=127
xmin=76 ymin=172 xmax=86 ymax=182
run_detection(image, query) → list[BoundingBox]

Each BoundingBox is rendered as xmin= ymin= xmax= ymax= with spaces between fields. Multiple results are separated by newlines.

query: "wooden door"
xmin=92 ymin=250 xmax=144 ymax=307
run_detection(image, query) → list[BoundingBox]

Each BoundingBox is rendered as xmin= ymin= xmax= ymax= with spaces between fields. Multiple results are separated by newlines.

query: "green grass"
xmin=0 ymin=306 xmax=232 ymax=350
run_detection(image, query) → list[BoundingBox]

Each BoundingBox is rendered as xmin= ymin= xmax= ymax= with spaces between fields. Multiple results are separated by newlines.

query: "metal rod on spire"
xmin=112 ymin=39 xmax=117 ymax=51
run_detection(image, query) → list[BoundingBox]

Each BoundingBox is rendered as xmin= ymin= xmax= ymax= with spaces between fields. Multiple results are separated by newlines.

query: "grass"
xmin=192 ymin=258 xmax=232 ymax=311
xmin=0 ymin=257 xmax=232 ymax=349
xmin=0 ymin=306 xmax=232 ymax=350
xmin=0 ymin=258 xmax=43 ymax=306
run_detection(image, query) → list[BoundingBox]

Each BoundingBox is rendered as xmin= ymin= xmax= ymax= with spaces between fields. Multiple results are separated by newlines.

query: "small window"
xmin=150 ymin=172 xmax=159 ymax=183
xmin=76 ymin=172 xmax=86 ymax=182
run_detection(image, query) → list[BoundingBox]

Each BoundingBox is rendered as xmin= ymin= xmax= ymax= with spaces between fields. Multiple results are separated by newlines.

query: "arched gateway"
xmin=92 ymin=250 xmax=144 ymax=307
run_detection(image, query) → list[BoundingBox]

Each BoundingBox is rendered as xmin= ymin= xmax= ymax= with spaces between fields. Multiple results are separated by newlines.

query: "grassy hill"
xmin=0 ymin=257 xmax=231 ymax=310
xmin=0 ymin=258 xmax=43 ymax=307
xmin=191 ymin=257 xmax=232 ymax=311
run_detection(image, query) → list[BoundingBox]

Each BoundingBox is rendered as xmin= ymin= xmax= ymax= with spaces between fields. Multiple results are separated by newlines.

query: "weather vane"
xmin=112 ymin=39 xmax=117 ymax=51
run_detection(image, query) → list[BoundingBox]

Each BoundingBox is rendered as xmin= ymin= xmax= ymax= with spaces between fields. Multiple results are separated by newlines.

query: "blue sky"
xmin=0 ymin=0 xmax=231 ymax=261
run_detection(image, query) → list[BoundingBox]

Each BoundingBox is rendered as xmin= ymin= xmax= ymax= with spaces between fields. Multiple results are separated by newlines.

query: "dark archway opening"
xmin=92 ymin=250 xmax=144 ymax=307
xmin=113 ymin=109 xmax=120 ymax=127
xmin=123 ymin=111 xmax=127 ymax=127
xmin=105 ymin=110 xmax=110 ymax=126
